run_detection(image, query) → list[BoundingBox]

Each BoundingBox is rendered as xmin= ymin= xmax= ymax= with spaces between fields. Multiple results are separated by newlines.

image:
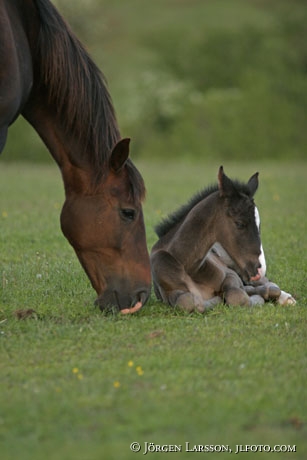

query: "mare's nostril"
xmin=96 ymin=285 xmax=151 ymax=311
xmin=131 ymin=289 xmax=150 ymax=308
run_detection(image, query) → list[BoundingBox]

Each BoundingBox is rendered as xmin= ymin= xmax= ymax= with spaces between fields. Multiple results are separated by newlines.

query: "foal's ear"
xmin=247 ymin=172 xmax=259 ymax=197
xmin=109 ymin=138 xmax=130 ymax=173
xmin=218 ymin=165 xmax=235 ymax=197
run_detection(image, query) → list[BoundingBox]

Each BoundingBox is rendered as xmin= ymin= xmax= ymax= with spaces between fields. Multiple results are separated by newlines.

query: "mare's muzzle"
xmin=95 ymin=285 xmax=150 ymax=312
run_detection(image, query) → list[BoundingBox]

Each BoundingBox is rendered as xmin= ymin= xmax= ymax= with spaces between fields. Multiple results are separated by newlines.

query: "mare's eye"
xmin=120 ymin=208 xmax=136 ymax=221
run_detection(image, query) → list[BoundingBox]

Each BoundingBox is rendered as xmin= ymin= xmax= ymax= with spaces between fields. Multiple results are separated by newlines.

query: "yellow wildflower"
xmin=136 ymin=366 xmax=144 ymax=376
xmin=72 ymin=367 xmax=79 ymax=374
xmin=128 ymin=360 xmax=134 ymax=367
xmin=113 ymin=381 xmax=121 ymax=388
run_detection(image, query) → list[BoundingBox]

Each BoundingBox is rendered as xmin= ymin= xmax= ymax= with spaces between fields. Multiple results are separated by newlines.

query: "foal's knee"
xmin=224 ymin=288 xmax=250 ymax=306
xmin=169 ymin=291 xmax=202 ymax=312
xmin=168 ymin=290 xmax=216 ymax=313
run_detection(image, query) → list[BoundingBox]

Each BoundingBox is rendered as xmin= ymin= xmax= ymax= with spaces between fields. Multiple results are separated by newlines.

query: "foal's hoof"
xmin=249 ymin=295 xmax=265 ymax=306
xmin=261 ymin=282 xmax=281 ymax=301
xmin=278 ymin=291 xmax=296 ymax=306
xmin=201 ymin=296 xmax=222 ymax=311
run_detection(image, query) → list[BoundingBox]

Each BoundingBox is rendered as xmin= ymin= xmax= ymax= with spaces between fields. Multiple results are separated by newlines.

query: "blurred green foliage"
xmin=2 ymin=0 xmax=307 ymax=162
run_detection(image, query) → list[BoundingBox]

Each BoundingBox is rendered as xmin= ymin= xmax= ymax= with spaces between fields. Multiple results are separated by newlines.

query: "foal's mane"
xmin=155 ymin=179 xmax=253 ymax=238
xmin=155 ymin=184 xmax=219 ymax=238
xmin=34 ymin=0 xmax=145 ymax=198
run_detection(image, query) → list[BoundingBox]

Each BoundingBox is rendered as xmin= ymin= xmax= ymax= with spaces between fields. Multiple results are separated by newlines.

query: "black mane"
xmin=155 ymin=183 xmax=218 ymax=238
xmin=34 ymin=0 xmax=145 ymax=200
xmin=155 ymin=178 xmax=254 ymax=238
xmin=35 ymin=0 xmax=119 ymax=165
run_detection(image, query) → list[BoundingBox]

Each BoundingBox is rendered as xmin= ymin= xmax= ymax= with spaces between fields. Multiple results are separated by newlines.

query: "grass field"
xmin=0 ymin=160 xmax=306 ymax=459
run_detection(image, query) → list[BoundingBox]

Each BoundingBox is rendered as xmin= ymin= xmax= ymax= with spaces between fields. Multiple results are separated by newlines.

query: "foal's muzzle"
xmin=242 ymin=259 xmax=262 ymax=284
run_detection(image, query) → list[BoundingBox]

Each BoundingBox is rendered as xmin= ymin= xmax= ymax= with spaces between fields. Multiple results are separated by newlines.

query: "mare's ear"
xmin=109 ymin=138 xmax=130 ymax=173
xmin=247 ymin=172 xmax=259 ymax=197
xmin=218 ymin=165 xmax=235 ymax=197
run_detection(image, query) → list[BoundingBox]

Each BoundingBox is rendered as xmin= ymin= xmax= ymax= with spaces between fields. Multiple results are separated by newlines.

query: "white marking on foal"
xmin=255 ymin=206 xmax=266 ymax=278
xmin=278 ymin=291 xmax=296 ymax=306
xmin=254 ymin=207 xmax=296 ymax=305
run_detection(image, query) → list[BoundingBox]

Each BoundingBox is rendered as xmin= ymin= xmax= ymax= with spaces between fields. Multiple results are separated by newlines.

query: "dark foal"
xmin=151 ymin=167 xmax=294 ymax=312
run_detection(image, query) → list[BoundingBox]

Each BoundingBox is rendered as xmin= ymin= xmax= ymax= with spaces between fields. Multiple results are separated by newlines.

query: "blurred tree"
xmin=2 ymin=0 xmax=306 ymax=162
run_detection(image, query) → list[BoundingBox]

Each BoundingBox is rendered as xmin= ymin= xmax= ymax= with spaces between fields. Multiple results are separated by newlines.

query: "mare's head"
xmin=60 ymin=139 xmax=151 ymax=311
xmin=216 ymin=166 xmax=262 ymax=283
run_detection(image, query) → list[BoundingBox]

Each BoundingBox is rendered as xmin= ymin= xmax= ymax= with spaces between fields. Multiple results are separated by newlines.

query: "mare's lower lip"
xmin=121 ymin=301 xmax=143 ymax=315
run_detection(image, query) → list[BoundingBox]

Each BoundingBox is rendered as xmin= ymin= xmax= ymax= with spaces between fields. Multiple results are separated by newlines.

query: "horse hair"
xmin=155 ymin=179 xmax=254 ymax=238
xmin=34 ymin=0 xmax=145 ymax=200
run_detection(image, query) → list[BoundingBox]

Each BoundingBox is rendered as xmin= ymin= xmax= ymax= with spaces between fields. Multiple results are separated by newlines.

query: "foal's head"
xmin=60 ymin=139 xmax=151 ymax=311
xmin=216 ymin=166 xmax=262 ymax=283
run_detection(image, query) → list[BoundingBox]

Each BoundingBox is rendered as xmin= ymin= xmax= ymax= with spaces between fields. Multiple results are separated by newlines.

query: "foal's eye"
xmin=235 ymin=221 xmax=246 ymax=230
xmin=120 ymin=208 xmax=136 ymax=222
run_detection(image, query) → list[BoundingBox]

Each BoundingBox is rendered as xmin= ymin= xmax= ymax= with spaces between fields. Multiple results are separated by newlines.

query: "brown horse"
xmin=151 ymin=167 xmax=294 ymax=312
xmin=0 ymin=0 xmax=151 ymax=312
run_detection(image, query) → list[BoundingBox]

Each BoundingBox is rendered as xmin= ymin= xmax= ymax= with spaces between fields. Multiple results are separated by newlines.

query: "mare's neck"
xmin=167 ymin=192 xmax=219 ymax=273
xmin=22 ymin=94 xmax=97 ymax=195
xmin=21 ymin=3 xmax=120 ymax=196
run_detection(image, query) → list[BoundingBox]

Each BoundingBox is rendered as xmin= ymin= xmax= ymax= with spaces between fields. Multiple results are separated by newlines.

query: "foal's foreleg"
xmin=244 ymin=280 xmax=281 ymax=302
xmin=151 ymin=250 xmax=195 ymax=309
xmin=250 ymin=245 xmax=296 ymax=305
xmin=169 ymin=292 xmax=221 ymax=312
xmin=168 ymin=291 xmax=214 ymax=313
xmin=151 ymin=250 xmax=216 ymax=312
xmin=245 ymin=282 xmax=296 ymax=305
xmin=221 ymin=272 xmax=252 ymax=306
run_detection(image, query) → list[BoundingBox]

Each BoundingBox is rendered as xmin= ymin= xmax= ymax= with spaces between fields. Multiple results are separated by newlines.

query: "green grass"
xmin=0 ymin=160 xmax=307 ymax=459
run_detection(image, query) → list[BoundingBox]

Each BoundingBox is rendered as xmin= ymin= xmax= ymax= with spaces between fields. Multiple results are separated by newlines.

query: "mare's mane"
xmin=155 ymin=178 xmax=253 ymax=238
xmin=34 ymin=0 xmax=145 ymax=199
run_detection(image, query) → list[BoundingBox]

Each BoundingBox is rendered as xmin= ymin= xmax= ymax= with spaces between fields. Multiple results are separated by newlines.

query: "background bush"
xmin=2 ymin=0 xmax=307 ymax=162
